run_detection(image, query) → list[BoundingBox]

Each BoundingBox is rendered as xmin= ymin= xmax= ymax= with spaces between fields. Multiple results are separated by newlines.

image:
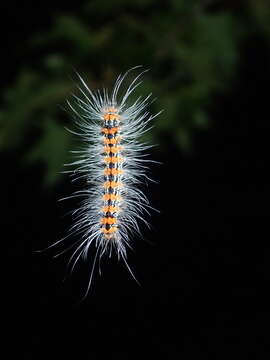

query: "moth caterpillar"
xmin=56 ymin=67 xmax=160 ymax=296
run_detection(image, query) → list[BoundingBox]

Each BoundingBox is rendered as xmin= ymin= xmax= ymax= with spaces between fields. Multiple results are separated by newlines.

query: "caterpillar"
xmin=55 ymin=66 xmax=160 ymax=296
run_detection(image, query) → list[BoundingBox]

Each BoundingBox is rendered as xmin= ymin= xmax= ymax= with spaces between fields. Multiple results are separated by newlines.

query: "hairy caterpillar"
xmin=55 ymin=66 xmax=160 ymax=296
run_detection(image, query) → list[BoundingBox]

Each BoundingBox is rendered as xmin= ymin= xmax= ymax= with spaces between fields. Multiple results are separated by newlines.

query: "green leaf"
xmin=25 ymin=118 xmax=72 ymax=185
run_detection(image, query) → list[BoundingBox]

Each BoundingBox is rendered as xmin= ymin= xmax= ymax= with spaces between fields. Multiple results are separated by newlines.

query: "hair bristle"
xmin=56 ymin=67 xmax=160 ymax=297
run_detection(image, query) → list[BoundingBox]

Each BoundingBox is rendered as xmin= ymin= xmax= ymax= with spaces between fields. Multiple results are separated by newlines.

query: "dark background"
xmin=1 ymin=0 xmax=270 ymax=358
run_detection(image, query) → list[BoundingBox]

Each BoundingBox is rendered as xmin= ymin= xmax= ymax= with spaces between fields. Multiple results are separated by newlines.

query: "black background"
xmin=2 ymin=2 xmax=270 ymax=359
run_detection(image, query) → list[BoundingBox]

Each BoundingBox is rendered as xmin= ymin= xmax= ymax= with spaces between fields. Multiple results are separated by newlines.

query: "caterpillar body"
xmin=57 ymin=67 xmax=159 ymax=295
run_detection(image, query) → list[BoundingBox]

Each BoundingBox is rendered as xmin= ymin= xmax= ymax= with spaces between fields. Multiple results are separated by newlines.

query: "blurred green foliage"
xmin=1 ymin=0 xmax=270 ymax=184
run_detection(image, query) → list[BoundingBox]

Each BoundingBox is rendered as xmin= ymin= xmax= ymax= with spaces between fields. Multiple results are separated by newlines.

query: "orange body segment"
xmin=104 ymin=156 xmax=123 ymax=163
xmin=102 ymin=206 xmax=120 ymax=213
xmin=103 ymin=113 xmax=120 ymax=121
xmin=101 ymin=217 xmax=118 ymax=225
xmin=101 ymin=227 xmax=118 ymax=234
xmin=104 ymin=146 xmax=123 ymax=153
xmin=102 ymin=127 xmax=119 ymax=135
xmin=103 ymin=194 xmax=122 ymax=201
xmin=103 ymin=181 xmax=122 ymax=188
xmin=103 ymin=136 xmax=122 ymax=145
xmin=103 ymin=168 xmax=123 ymax=176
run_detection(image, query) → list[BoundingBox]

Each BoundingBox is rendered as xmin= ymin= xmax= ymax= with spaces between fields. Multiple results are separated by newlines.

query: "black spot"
xmin=105 ymin=223 xmax=111 ymax=230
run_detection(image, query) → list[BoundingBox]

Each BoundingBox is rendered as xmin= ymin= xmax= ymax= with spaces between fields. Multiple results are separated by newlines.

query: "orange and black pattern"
xmin=101 ymin=107 xmax=123 ymax=239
